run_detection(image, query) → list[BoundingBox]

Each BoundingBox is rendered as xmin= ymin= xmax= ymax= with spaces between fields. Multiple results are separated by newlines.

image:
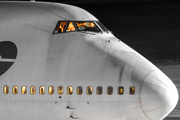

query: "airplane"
xmin=0 ymin=1 xmax=178 ymax=120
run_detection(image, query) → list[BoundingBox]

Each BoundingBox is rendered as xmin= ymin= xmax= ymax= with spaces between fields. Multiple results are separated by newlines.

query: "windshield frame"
xmin=95 ymin=21 xmax=109 ymax=32
xmin=53 ymin=21 xmax=108 ymax=34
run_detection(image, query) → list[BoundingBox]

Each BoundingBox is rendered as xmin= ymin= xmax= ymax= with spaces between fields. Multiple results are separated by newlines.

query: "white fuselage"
xmin=0 ymin=2 xmax=178 ymax=120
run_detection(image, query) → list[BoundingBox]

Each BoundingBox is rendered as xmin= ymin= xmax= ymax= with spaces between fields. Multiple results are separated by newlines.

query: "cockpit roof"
xmin=54 ymin=3 xmax=98 ymax=21
xmin=0 ymin=2 xmax=99 ymax=34
xmin=0 ymin=2 xmax=98 ymax=21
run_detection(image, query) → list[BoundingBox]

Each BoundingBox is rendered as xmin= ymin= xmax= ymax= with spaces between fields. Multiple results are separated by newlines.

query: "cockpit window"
xmin=76 ymin=21 xmax=101 ymax=32
xmin=66 ymin=22 xmax=76 ymax=32
xmin=54 ymin=22 xmax=68 ymax=34
xmin=53 ymin=21 xmax=108 ymax=34
xmin=96 ymin=21 xmax=108 ymax=32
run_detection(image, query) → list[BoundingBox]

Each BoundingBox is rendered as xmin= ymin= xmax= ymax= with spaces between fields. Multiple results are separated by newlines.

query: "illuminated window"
xmin=130 ymin=87 xmax=135 ymax=95
xmin=31 ymin=86 xmax=36 ymax=95
xmin=4 ymin=85 xmax=9 ymax=94
xmin=67 ymin=86 xmax=73 ymax=95
xmin=49 ymin=86 xmax=54 ymax=95
xmin=13 ymin=86 xmax=18 ymax=94
xmin=107 ymin=86 xmax=113 ymax=95
xmin=76 ymin=21 xmax=101 ymax=32
xmin=58 ymin=86 xmax=63 ymax=95
xmin=118 ymin=86 xmax=124 ymax=95
xmin=87 ymin=86 xmax=92 ymax=95
xmin=54 ymin=21 xmax=68 ymax=33
xmin=40 ymin=86 xmax=45 ymax=95
xmin=21 ymin=86 xmax=27 ymax=95
xmin=97 ymin=86 xmax=102 ymax=95
xmin=66 ymin=22 xmax=75 ymax=32
xmin=77 ymin=86 xmax=83 ymax=95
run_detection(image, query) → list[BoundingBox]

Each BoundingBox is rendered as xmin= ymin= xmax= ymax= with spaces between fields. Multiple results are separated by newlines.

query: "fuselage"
xmin=0 ymin=2 xmax=178 ymax=120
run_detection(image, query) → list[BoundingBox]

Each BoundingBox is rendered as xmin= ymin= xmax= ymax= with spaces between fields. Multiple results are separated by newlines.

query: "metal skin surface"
xmin=0 ymin=2 xmax=178 ymax=120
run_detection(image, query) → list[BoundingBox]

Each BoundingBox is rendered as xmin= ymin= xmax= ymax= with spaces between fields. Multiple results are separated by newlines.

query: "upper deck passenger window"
xmin=76 ymin=21 xmax=101 ymax=32
xmin=54 ymin=22 xmax=68 ymax=34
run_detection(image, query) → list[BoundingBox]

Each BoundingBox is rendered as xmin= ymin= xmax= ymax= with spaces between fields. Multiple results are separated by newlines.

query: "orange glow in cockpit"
xmin=58 ymin=22 xmax=67 ymax=33
xmin=66 ymin=22 xmax=75 ymax=32
xmin=76 ymin=22 xmax=86 ymax=28
xmin=89 ymin=22 xmax=95 ymax=27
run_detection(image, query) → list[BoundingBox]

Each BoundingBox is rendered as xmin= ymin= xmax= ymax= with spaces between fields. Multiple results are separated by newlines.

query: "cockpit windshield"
xmin=53 ymin=21 xmax=108 ymax=34
xmin=75 ymin=21 xmax=101 ymax=32
xmin=66 ymin=22 xmax=76 ymax=32
xmin=96 ymin=21 xmax=108 ymax=32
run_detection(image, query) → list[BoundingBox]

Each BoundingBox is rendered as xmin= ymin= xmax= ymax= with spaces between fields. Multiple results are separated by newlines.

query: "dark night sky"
xmin=1 ymin=0 xmax=179 ymax=3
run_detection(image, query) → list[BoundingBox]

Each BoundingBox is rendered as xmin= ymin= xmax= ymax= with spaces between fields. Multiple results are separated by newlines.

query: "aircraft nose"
xmin=140 ymin=71 xmax=178 ymax=120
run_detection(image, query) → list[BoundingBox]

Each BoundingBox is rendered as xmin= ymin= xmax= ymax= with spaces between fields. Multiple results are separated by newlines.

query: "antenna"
xmin=30 ymin=0 xmax=35 ymax=2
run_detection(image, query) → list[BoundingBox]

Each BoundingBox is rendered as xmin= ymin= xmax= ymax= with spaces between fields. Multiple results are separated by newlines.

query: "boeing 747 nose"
xmin=0 ymin=1 xmax=178 ymax=120
xmin=140 ymin=71 xmax=178 ymax=120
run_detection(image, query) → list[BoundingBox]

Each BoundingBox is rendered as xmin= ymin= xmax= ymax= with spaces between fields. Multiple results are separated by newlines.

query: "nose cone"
xmin=140 ymin=71 xmax=178 ymax=120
